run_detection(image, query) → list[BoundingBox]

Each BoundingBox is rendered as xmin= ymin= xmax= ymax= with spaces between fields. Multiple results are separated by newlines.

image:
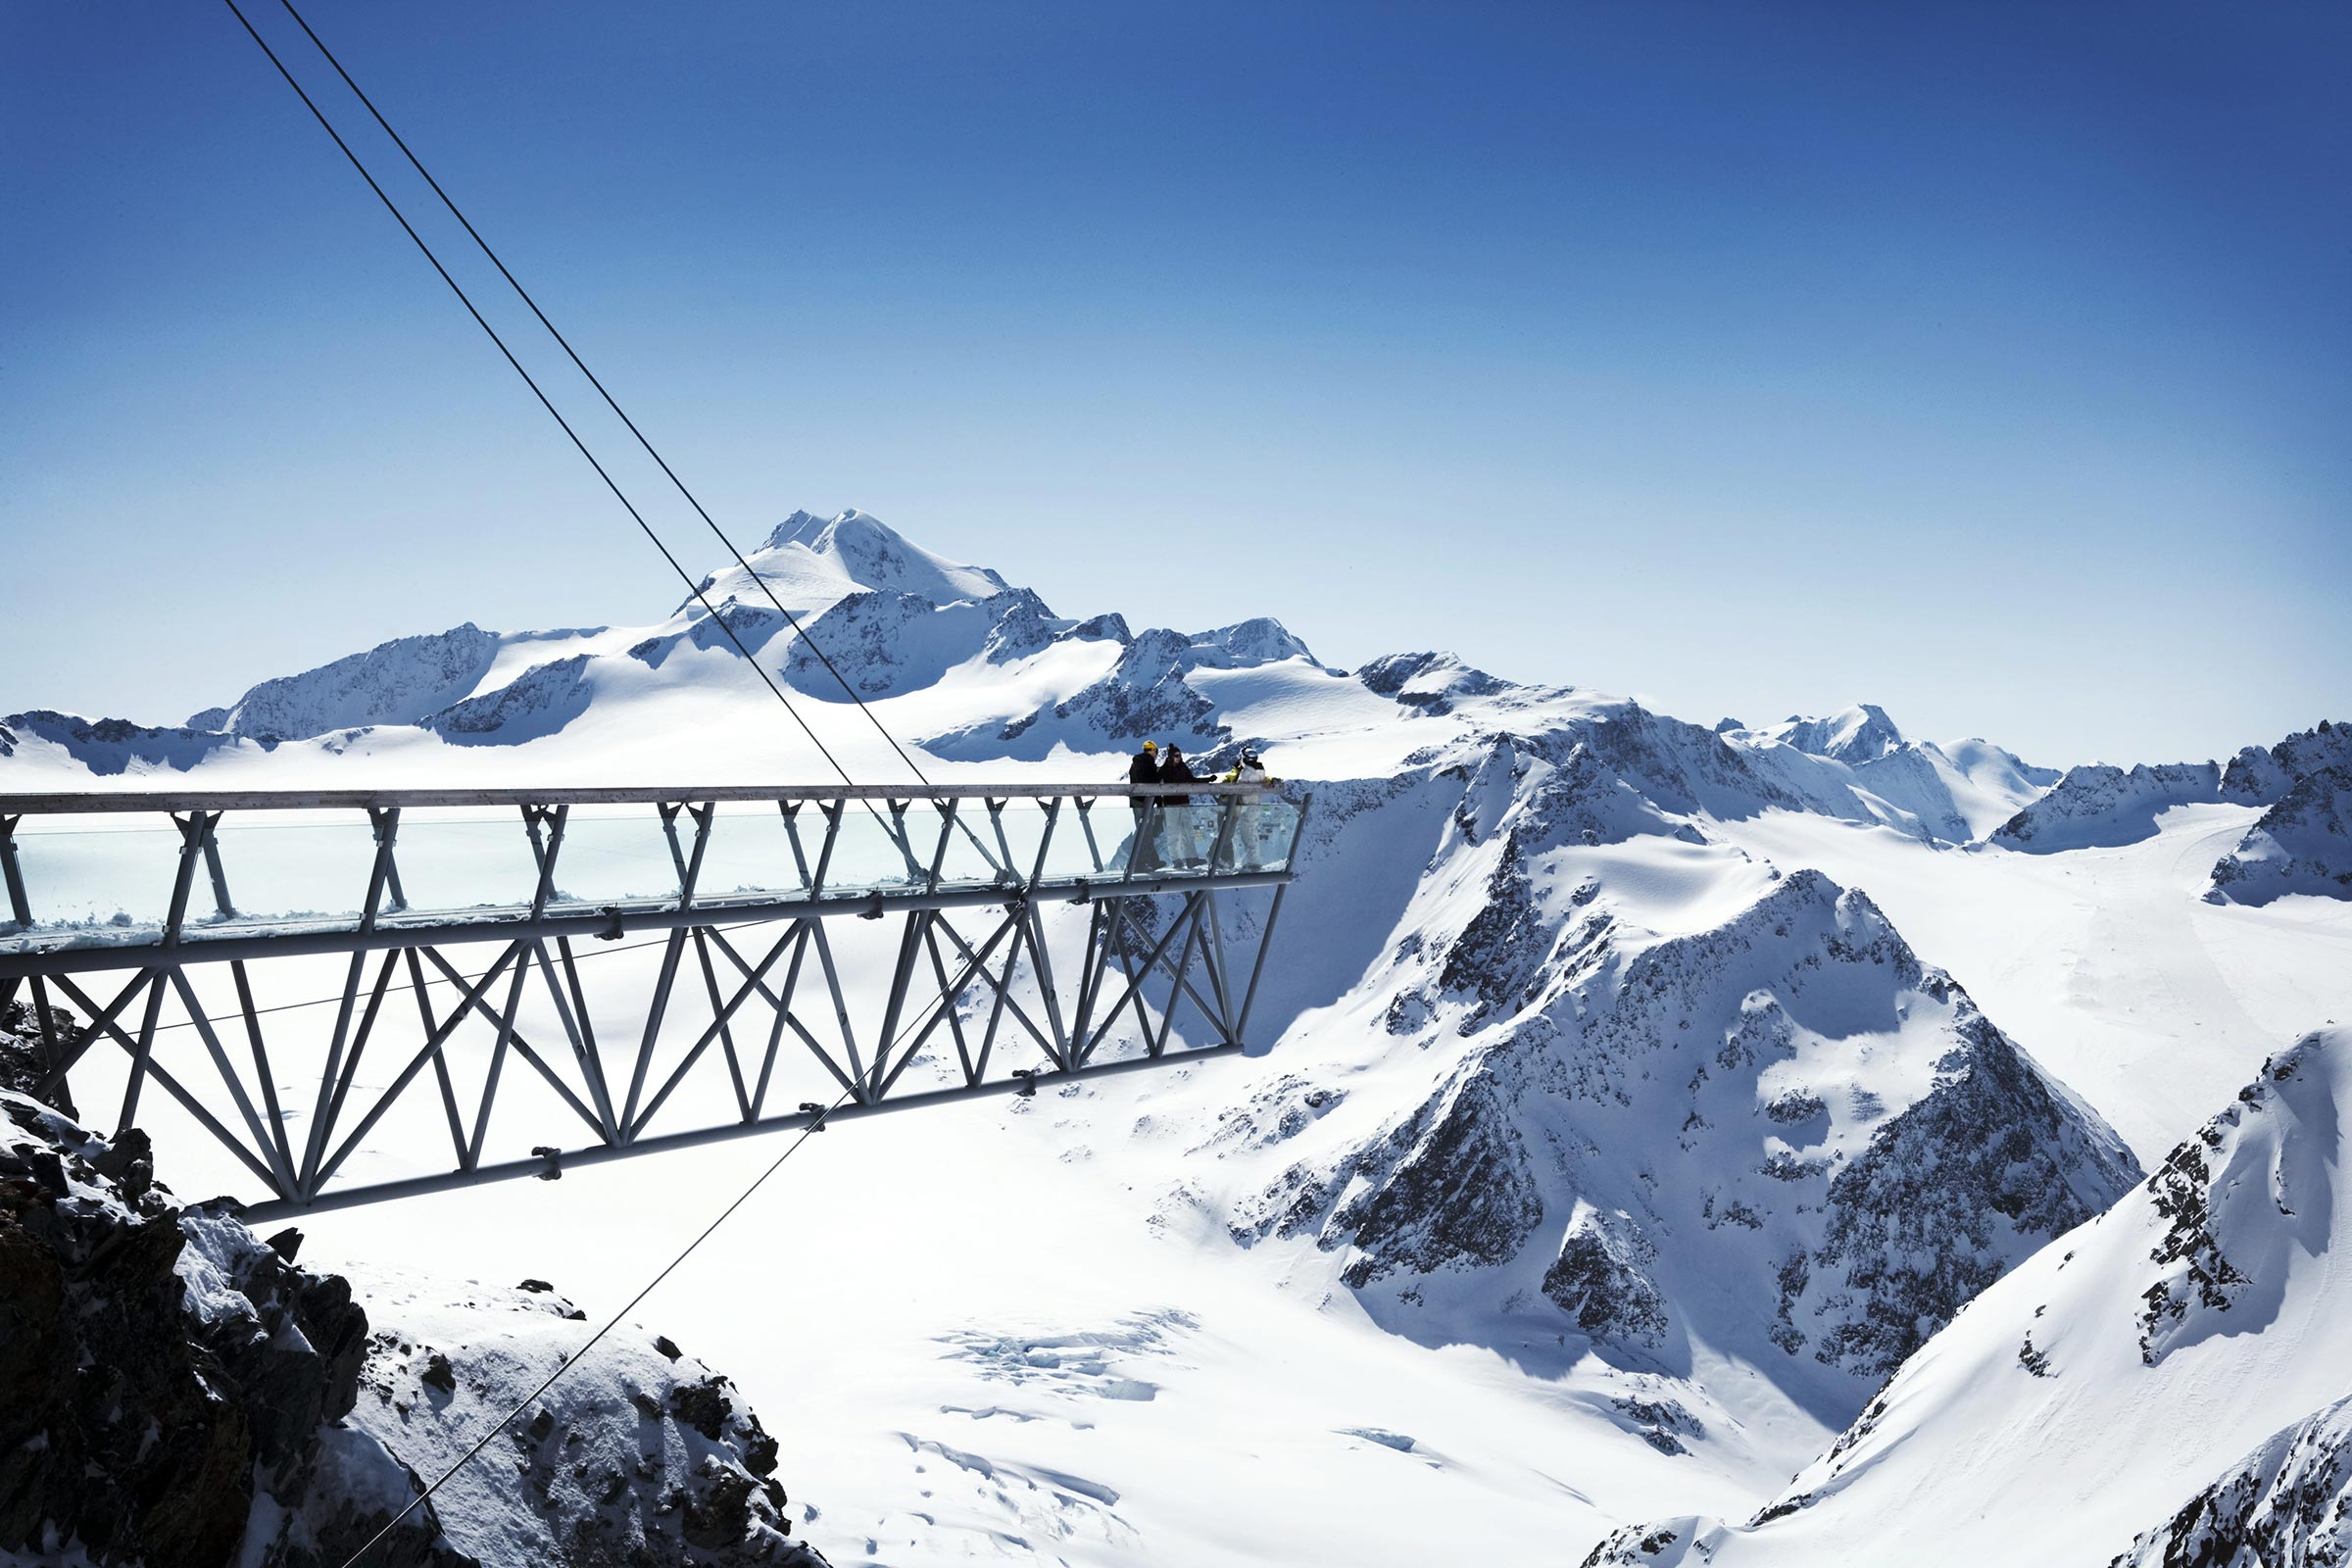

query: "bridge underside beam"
xmin=25 ymin=882 xmax=1289 ymax=1221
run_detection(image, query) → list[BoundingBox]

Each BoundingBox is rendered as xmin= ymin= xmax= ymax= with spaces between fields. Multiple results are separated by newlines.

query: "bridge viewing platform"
xmin=0 ymin=783 xmax=1305 ymax=1219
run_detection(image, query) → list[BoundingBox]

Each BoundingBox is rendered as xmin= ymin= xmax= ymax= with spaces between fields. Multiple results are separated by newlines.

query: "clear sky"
xmin=3 ymin=1 xmax=2344 ymax=767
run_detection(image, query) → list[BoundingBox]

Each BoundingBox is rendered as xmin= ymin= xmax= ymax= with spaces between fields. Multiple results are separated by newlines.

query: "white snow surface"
xmin=7 ymin=511 xmax=2351 ymax=1567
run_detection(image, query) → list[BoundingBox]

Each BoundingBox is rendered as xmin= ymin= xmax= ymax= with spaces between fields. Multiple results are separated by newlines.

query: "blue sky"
xmin=3 ymin=1 xmax=2344 ymax=766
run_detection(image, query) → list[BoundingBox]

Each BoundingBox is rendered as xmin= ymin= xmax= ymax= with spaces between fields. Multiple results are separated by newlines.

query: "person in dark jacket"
xmin=1157 ymin=745 xmax=1200 ymax=866
xmin=1126 ymin=740 xmax=1160 ymax=871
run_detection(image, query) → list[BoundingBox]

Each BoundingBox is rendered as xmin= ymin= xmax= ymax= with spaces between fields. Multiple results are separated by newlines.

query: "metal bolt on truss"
xmin=0 ymin=783 xmax=1304 ymax=1220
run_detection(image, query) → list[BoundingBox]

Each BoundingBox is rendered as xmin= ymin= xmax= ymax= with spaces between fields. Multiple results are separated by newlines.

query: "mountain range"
xmin=4 ymin=508 xmax=2348 ymax=1566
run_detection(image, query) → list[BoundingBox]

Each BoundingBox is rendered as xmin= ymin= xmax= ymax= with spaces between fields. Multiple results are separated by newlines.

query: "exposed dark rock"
xmin=1543 ymin=1208 xmax=1668 ymax=1347
xmin=0 ymin=1091 xmax=828 ymax=1567
xmin=1810 ymin=996 xmax=2140 ymax=1381
xmin=0 ymin=1093 xmax=467 ymax=1568
xmin=0 ymin=998 xmax=76 ymax=1120
xmin=2111 ymin=1393 xmax=2352 ymax=1567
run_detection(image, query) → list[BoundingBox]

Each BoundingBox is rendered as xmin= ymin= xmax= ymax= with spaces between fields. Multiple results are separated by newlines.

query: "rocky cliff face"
xmin=190 ymin=624 xmax=514 ymax=740
xmin=2208 ymin=763 xmax=2352 ymax=906
xmin=1991 ymin=760 xmax=2225 ymax=852
xmin=2221 ymin=719 xmax=2352 ymax=802
xmin=0 ymin=1073 xmax=824 ymax=1568
xmin=1576 ymin=1031 xmax=2352 ymax=1568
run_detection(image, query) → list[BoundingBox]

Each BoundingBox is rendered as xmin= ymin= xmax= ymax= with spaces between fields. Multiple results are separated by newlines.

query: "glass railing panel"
xmin=1039 ymin=800 xmax=1121 ymax=880
xmin=694 ymin=804 xmax=812 ymax=907
xmin=376 ymin=810 xmax=542 ymax=924
xmin=927 ymin=805 xmax=1013 ymax=891
xmin=1095 ymin=800 xmax=1159 ymax=878
xmin=990 ymin=801 xmax=1054 ymax=885
xmin=1147 ymin=800 xmax=1222 ymax=874
xmin=186 ymin=812 xmax=381 ymax=938
xmin=811 ymin=806 xmax=929 ymax=897
xmin=1217 ymin=798 xmax=1299 ymax=872
xmin=540 ymin=808 xmax=682 ymax=910
xmin=2 ymin=814 xmax=185 ymax=950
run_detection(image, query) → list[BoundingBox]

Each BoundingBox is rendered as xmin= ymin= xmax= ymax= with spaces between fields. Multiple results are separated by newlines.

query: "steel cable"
xmin=220 ymin=0 xmax=862 ymax=791
xmin=271 ymin=0 xmax=944 ymax=791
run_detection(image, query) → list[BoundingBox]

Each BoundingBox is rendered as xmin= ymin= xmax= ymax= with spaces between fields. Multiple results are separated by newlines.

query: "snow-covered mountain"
xmin=1224 ymin=756 xmax=2137 ymax=1416
xmin=1992 ymin=760 xmax=2228 ymax=852
xmin=1583 ymin=1028 xmax=2352 ymax=1568
xmin=5 ymin=509 xmax=2349 ymax=1566
xmin=1716 ymin=704 xmax=2058 ymax=844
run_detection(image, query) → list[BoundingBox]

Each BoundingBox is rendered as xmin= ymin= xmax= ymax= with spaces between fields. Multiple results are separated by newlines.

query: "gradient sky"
xmin=4 ymin=1 xmax=2345 ymax=767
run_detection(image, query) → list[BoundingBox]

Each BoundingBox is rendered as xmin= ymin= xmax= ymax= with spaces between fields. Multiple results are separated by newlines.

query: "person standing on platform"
xmin=1126 ymin=739 xmax=1161 ymax=871
xmin=1157 ymin=743 xmax=1200 ymax=867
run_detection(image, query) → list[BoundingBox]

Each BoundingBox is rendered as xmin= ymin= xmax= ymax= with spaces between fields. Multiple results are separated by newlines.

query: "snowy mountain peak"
xmin=756 ymin=508 xmax=1009 ymax=605
xmin=1768 ymin=704 xmax=1905 ymax=764
xmin=1591 ymin=1028 xmax=2352 ymax=1568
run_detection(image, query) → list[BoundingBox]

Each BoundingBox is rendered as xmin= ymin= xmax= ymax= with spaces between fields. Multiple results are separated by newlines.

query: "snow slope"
xmin=1584 ymin=1028 xmax=2352 ymax=1568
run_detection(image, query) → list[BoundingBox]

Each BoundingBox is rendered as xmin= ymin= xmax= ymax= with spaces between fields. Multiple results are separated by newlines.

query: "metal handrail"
xmin=0 ymin=781 xmax=1270 ymax=814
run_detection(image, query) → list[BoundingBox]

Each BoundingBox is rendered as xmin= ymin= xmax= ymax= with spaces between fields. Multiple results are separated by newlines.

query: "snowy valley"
xmin=4 ymin=509 xmax=2350 ymax=1567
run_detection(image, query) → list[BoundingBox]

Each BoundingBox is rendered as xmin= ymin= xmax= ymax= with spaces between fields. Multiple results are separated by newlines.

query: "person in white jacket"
xmin=1218 ymin=749 xmax=1277 ymax=869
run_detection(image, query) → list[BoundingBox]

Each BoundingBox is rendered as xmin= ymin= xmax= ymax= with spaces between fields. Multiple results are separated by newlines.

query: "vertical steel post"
xmin=302 ymin=808 xmax=401 ymax=1192
xmin=162 ymin=812 xmax=214 ymax=950
xmin=200 ymin=818 xmax=235 ymax=920
xmin=925 ymin=803 xmax=956 ymax=895
xmin=116 ymin=973 xmax=168 ymax=1132
xmin=228 ymin=959 xmax=299 ymax=1186
xmin=0 ymin=814 xmax=30 ymax=929
xmin=690 ymin=929 xmax=754 ymax=1121
xmin=166 ymin=967 xmax=297 ymax=1194
xmin=1200 ymin=889 xmax=1240 ymax=1044
xmin=524 ymin=803 xmax=569 ymax=920
xmin=1235 ymin=883 xmax=1291 ymax=1048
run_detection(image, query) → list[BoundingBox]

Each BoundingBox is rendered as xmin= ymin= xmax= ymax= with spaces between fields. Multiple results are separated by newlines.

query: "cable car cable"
xmin=219 ymin=0 xmax=858 ymax=790
xmin=270 ymin=0 xmax=942 ymax=790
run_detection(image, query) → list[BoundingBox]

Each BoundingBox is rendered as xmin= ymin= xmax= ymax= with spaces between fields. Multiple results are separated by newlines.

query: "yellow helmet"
xmin=1142 ymin=740 xmax=1158 ymax=752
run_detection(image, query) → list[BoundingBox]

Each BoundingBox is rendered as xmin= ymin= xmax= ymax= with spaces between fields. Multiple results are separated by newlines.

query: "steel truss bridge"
xmin=0 ymin=783 xmax=1302 ymax=1221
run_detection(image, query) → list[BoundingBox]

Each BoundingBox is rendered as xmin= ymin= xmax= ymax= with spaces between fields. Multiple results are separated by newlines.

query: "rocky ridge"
xmin=2110 ymin=1395 xmax=2352 ymax=1567
xmin=0 ymin=1010 xmax=822 ymax=1568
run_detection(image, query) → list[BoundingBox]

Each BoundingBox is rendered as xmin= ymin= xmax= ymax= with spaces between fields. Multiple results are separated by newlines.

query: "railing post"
xmin=926 ymin=801 xmax=956 ymax=895
xmin=523 ymin=803 xmax=569 ymax=920
xmin=163 ymin=811 xmax=216 ymax=950
xmin=200 ymin=817 xmax=236 ymax=920
xmin=0 ymin=814 xmax=31 ymax=931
